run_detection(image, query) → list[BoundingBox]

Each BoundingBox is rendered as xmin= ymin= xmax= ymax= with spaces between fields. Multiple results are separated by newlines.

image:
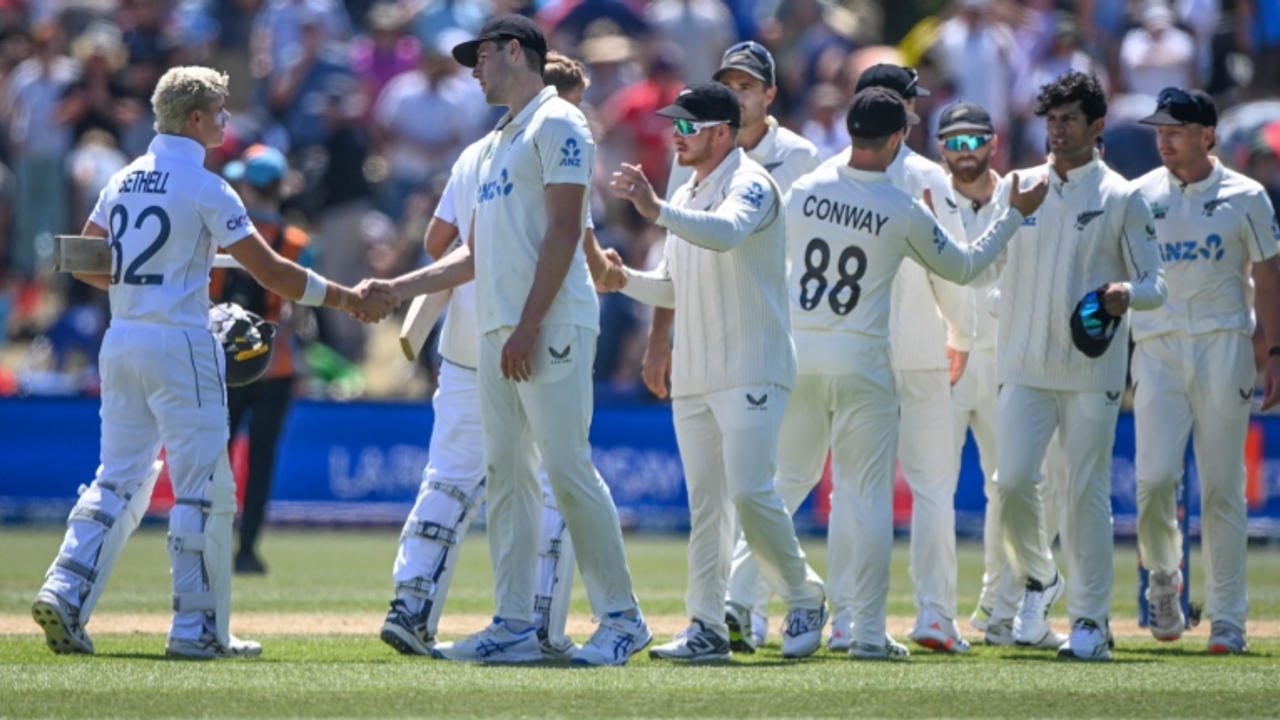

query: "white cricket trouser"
xmin=393 ymin=360 xmax=574 ymax=641
xmin=997 ymin=384 xmax=1120 ymax=623
xmin=478 ymin=324 xmax=635 ymax=623
xmin=731 ymin=340 xmax=897 ymax=646
xmin=674 ymin=383 xmax=825 ymax=638
xmin=894 ymin=367 xmax=960 ymax=620
xmin=1134 ymin=331 xmax=1253 ymax=629
xmin=44 ymin=322 xmax=230 ymax=641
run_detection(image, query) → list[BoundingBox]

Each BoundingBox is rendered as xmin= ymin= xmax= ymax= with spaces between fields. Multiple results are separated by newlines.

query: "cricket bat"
xmin=399 ymin=289 xmax=451 ymax=361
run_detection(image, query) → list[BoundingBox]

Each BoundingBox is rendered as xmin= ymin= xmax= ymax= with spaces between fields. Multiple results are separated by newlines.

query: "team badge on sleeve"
xmin=742 ymin=181 xmax=765 ymax=209
xmin=558 ymin=138 xmax=581 ymax=167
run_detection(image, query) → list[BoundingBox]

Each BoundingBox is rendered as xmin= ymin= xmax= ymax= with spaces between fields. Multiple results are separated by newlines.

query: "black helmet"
xmin=1070 ymin=289 xmax=1121 ymax=358
xmin=210 ymin=302 xmax=277 ymax=386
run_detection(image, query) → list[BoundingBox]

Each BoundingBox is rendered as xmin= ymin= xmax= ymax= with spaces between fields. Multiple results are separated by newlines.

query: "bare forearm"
xmin=520 ymin=231 xmax=578 ymax=328
xmin=390 ymin=243 xmax=474 ymax=300
xmin=649 ymin=306 xmax=675 ymax=342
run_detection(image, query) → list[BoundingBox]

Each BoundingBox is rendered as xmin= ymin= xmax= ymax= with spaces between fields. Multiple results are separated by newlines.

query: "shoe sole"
xmin=913 ymin=635 xmax=969 ymax=654
xmin=1152 ymin=631 xmax=1183 ymax=642
xmin=31 ymin=601 xmax=92 ymax=655
xmin=571 ymin=633 xmax=653 ymax=666
xmin=648 ymin=649 xmax=732 ymax=662
xmin=380 ymin=624 xmax=434 ymax=656
xmin=781 ymin=639 xmax=821 ymax=659
xmin=1056 ymin=648 xmax=1111 ymax=661
xmin=1207 ymin=643 xmax=1245 ymax=654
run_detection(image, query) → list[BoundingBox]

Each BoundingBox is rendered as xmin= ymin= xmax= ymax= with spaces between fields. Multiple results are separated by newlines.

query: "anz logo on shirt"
xmin=1159 ymin=233 xmax=1224 ymax=262
xmin=931 ymin=225 xmax=947 ymax=254
xmin=741 ymin=181 xmax=765 ymax=210
xmin=558 ymin=137 xmax=582 ymax=167
xmin=478 ymin=168 xmax=514 ymax=203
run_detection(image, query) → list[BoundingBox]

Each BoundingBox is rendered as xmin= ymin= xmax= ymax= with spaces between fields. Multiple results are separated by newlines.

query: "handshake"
xmin=589 ymin=248 xmax=628 ymax=293
xmin=343 ymin=279 xmax=403 ymax=323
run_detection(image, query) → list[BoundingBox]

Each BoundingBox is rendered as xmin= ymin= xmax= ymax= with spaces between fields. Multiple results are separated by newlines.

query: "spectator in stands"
xmin=932 ymin=0 xmax=1020 ymax=152
xmin=800 ymin=82 xmax=850 ymax=160
xmin=61 ymin=24 xmax=132 ymax=144
xmin=1119 ymin=2 xmax=1195 ymax=95
xmin=266 ymin=12 xmax=359 ymax=151
xmin=251 ymin=0 xmax=350 ymax=82
xmin=1238 ymin=0 xmax=1280 ymax=98
xmin=350 ymin=3 xmax=420 ymax=123
xmin=600 ymin=46 xmax=684 ymax=197
xmin=644 ymin=0 xmax=736 ymax=85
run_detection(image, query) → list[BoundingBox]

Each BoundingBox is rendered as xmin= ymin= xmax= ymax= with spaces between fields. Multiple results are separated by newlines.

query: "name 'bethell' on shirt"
xmin=118 ymin=170 xmax=171 ymax=194
xmin=801 ymin=194 xmax=889 ymax=235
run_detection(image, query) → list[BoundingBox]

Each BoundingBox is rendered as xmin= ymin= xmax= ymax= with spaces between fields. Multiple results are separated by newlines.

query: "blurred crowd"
xmin=0 ymin=0 xmax=1277 ymax=399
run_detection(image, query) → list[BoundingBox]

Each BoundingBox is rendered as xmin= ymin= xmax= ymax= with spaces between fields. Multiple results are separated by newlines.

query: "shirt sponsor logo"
xmin=558 ymin=137 xmax=581 ymax=167
xmin=1159 ymin=233 xmax=1223 ymax=262
xmin=1202 ymin=198 xmax=1230 ymax=217
xmin=225 ymin=214 xmax=250 ymax=231
xmin=1075 ymin=210 xmax=1104 ymax=230
xmin=742 ymin=181 xmax=765 ymax=209
xmin=931 ymin=225 xmax=947 ymax=254
xmin=477 ymin=168 xmax=514 ymax=203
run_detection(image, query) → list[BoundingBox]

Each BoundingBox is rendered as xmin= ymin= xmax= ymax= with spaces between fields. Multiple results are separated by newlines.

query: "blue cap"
xmin=241 ymin=144 xmax=287 ymax=187
xmin=222 ymin=159 xmax=246 ymax=183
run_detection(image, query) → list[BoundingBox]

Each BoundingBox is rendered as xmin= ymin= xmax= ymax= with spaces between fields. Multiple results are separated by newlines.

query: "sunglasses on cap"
xmin=673 ymin=118 xmax=727 ymax=136
xmin=722 ymin=41 xmax=775 ymax=81
xmin=942 ymin=133 xmax=993 ymax=152
xmin=1157 ymin=87 xmax=1194 ymax=107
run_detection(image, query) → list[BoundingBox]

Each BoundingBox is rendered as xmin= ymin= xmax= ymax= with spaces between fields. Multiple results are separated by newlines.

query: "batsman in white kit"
xmin=1131 ymin=87 xmax=1280 ymax=654
xmin=778 ymin=86 xmax=1046 ymax=659
xmin=380 ymin=51 xmax=604 ymax=660
xmin=374 ymin=16 xmax=650 ymax=665
xmin=642 ymin=41 xmax=822 ymax=652
xmin=32 ymin=66 xmax=394 ymax=658
xmin=605 ymin=82 xmax=828 ymax=661
xmin=993 ymin=72 xmax=1166 ymax=661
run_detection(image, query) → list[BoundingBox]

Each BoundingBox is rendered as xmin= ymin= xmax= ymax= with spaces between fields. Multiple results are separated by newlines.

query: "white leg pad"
xmin=534 ymin=493 xmax=576 ymax=646
xmin=392 ymin=475 xmax=485 ymax=634
xmin=168 ymin=454 xmax=235 ymax=646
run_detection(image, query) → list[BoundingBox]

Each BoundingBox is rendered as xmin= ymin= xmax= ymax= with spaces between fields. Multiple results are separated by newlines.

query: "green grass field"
xmin=2 ymin=527 xmax=1279 ymax=718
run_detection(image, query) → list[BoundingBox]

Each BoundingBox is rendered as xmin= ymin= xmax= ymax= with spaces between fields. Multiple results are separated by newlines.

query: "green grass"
xmin=2 ymin=528 xmax=1279 ymax=718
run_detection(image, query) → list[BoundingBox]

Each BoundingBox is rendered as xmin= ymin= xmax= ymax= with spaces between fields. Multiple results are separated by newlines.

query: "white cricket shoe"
xmin=31 ymin=590 xmax=93 ymax=655
xmin=1057 ymin=618 xmax=1111 ymax=661
xmin=571 ymin=611 xmax=651 ymax=666
xmin=649 ymin=619 xmax=731 ymax=662
xmin=431 ymin=617 xmax=541 ymax=663
xmin=724 ymin=601 xmax=756 ymax=654
xmin=780 ymin=604 xmax=827 ymax=659
xmin=826 ymin=608 xmax=853 ymax=651
xmin=750 ymin=610 xmax=768 ymax=648
xmin=1145 ymin=569 xmax=1185 ymax=642
xmin=984 ymin=618 xmax=1016 ymax=646
xmin=166 ymin=632 xmax=262 ymax=659
xmin=909 ymin=608 xmax=971 ymax=654
xmin=848 ymin=634 xmax=910 ymax=660
xmin=1207 ymin=620 xmax=1247 ymax=655
xmin=969 ymin=604 xmax=992 ymax=633
xmin=1014 ymin=572 xmax=1065 ymax=647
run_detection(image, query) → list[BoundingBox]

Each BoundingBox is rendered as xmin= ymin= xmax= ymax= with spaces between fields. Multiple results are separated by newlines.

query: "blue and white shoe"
xmin=1057 ymin=618 xmax=1112 ymax=661
xmin=649 ymin=619 xmax=731 ymax=661
xmin=570 ymin=610 xmax=652 ymax=666
xmin=380 ymin=599 xmax=434 ymax=656
xmin=1207 ymin=620 xmax=1247 ymax=655
xmin=848 ymin=634 xmax=910 ymax=660
xmin=431 ymin=617 xmax=542 ymax=663
xmin=31 ymin=589 xmax=93 ymax=655
xmin=780 ymin=604 xmax=827 ymax=659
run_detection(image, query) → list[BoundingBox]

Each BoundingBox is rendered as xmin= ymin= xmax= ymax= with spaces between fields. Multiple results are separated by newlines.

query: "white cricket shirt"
xmin=622 ymin=148 xmax=796 ymax=397
xmin=89 ymin=134 xmax=253 ymax=330
xmin=997 ymin=153 xmax=1166 ymax=392
xmin=784 ymin=163 xmax=1023 ymax=375
xmin=473 ymin=86 xmax=598 ymax=335
xmin=955 ymin=169 xmax=1006 ymax=353
xmin=1131 ymin=160 xmax=1280 ymax=342
xmin=433 ymin=134 xmax=488 ymax=369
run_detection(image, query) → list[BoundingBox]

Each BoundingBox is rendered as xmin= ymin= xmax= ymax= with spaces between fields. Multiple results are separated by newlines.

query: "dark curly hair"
xmin=1034 ymin=71 xmax=1107 ymax=125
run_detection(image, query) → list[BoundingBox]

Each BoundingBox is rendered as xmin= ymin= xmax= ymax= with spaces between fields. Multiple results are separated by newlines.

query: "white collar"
xmin=692 ymin=147 xmax=744 ymax=193
xmin=497 ymin=85 xmax=558 ymax=132
xmin=1166 ymin=158 xmax=1222 ymax=194
xmin=745 ymin=117 xmax=778 ymax=160
xmin=1049 ymin=150 xmax=1103 ymax=185
xmin=148 ymin=134 xmax=207 ymax=165
xmin=837 ymin=164 xmax=890 ymax=183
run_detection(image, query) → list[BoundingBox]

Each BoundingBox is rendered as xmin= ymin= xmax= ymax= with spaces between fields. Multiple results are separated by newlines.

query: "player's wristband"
xmin=1269 ymin=346 xmax=1280 ymax=358
xmin=299 ymin=269 xmax=328 ymax=307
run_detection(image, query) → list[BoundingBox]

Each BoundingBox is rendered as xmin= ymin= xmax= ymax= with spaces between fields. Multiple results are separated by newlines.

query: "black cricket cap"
xmin=846 ymin=87 xmax=920 ymax=139
xmin=937 ymin=101 xmax=995 ymax=137
xmin=1139 ymin=87 xmax=1217 ymax=127
xmin=713 ymin=41 xmax=776 ymax=87
xmin=1070 ymin=289 xmax=1122 ymax=358
xmin=855 ymin=63 xmax=930 ymax=98
xmin=452 ymin=14 xmax=547 ymax=68
xmin=657 ymin=83 xmax=741 ymax=127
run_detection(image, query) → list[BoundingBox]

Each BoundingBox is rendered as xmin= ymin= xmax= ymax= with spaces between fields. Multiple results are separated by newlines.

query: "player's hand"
xmin=348 ymin=279 xmax=398 ymax=323
xmin=1008 ymin=172 xmax=1050 ymax=217
xmin=610 ymin=163 xmax=660 ymax=221
xmin=501 ymin=322 xmax=539 ymax=382
xmin=947 ymin=346 xmax=969 ymax=386
xmin=1099 ymin=282 xmax=1130 ymax=316
xmin=641 ymin=333 xmax=672 ymax=398
xmin=594 ymin=248 xmax=628 ymax=292
xmin=1261 ymin=357 xmax=1280 ymax=410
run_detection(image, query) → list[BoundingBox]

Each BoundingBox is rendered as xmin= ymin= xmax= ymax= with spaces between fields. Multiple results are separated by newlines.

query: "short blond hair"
xmin=543 ymin=51 xmax=589 ymax=95
xmin=151 ymin=66 xmax=229 ymax=134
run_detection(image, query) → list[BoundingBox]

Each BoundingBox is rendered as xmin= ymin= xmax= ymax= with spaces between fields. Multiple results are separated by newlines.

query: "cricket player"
xmin=375 ymin=15 xmax=650 ymax=666
xmin=777 ymin=86 xmax=1046 ymax=658
xmin=32 ymin=66 xmax=394 ymax=658
xmin=380 ymin=51 xmax=606 ymax=660
xmin=637 ymin=40 xmax=822 ymax=652
xmin=994 ymin=71 xmax=1166 ymax=661
xmin=1132 ymin=87 xmax=1280 ymax=654
xmin=606 ymin=82 xmax=828 ymax=661
xmin=787 ymin=64 xmax=975 ymax=653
